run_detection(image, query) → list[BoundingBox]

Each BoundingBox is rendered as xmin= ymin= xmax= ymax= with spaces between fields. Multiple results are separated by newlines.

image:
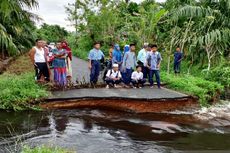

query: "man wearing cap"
xmin=105 ymin=63 xmax=122 ymax=88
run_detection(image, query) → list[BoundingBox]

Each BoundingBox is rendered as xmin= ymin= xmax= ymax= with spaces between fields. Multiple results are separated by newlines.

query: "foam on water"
xmin=194 ymin=101 xmax=230 ymax=123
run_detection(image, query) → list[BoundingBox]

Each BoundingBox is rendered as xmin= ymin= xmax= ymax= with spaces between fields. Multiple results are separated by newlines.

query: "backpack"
xmin=103 ymin=69 xmax=119 ymax=81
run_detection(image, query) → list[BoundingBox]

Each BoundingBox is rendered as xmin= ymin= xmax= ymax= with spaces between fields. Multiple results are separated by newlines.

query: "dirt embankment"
xmin=0 ymin=57 xmax=14 ymax=74
xmin=2 ymin=54 xmax=33 ymax=75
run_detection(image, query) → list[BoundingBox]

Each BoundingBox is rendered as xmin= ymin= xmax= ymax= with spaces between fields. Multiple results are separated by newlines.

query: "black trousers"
xmin=105 ymin=78 xmax=122 ymax=85
xmin=35 ymin=62 xmax=50 ymax=81
xmin=131 ymin=79 xmax=146 ymax=87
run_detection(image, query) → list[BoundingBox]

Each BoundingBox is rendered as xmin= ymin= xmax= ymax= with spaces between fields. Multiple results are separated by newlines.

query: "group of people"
xmin=29 ymin=39 xmax=183 ymax=89
xmin=29 ymin=39 xmax=73 ymax=87
xmin=88 ymin=42 xmax=183 ymax=89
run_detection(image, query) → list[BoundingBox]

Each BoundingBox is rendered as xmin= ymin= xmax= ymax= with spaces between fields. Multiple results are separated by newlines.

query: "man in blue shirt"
xmin=88 ymin=42 xmax=104 ymax=85
xmin=146 ymin=44 xmax=162 ymax=89
xmin=174 ymin=47 xmax=183 ymax=74
xmin=122 ymin=43 xmax=137 ymax=86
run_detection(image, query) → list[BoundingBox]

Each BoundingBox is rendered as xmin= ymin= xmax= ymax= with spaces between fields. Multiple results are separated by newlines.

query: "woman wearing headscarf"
xmin=123 ymin=45 xmax=130 ymax=54
xmin=112 ymin=44 xmax=123 ymax=69
xmin=62 ymin=41 xmax=73 ymax=82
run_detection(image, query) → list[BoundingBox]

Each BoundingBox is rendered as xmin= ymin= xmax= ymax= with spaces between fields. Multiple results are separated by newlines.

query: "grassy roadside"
xmin=0 ymin=53 xmax=226 ymax=110
xmin=161 ymin=72 xmax=224 ymax=106
xmin=0 ymin=55 xmax=49 ymax=111
xmin=21 ymin=145 xmax=73 ymax=153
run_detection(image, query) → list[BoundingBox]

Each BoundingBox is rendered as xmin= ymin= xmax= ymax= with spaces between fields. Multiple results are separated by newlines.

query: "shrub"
xmin=161 ymin=72 xmax=224 ymax=106
xmin=0 ymin=73 xmax=48 ymax=110
xmin=69 ymin=35 xmax=93 ymax=60
xmin=205 ymin=63 xmax=230 ymax=88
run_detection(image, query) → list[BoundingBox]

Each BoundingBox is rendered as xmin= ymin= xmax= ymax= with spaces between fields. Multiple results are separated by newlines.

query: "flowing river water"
xmin=0 ymin=101 xmax=230 ymax=153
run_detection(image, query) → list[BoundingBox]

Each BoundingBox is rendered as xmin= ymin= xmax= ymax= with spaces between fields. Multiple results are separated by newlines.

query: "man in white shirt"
xmin=137 ymin=43 xmax=151 ymax=79
xmin=105 ymin=64 xmax=122 ymax=88
xmin=137 ymin=43 xmax=148 ymax=66
xmin=131 ymin=65 xmax=146 ymax=88
xmin=29 ymin=38 xmax=50 ymax=82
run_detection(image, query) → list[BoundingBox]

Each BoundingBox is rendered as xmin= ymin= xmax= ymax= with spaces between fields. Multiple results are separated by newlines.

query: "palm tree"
xmin=171 ymin=0 xmax=230 ymax=71
xmin=0 ymin=0 xmax=38 ymax=58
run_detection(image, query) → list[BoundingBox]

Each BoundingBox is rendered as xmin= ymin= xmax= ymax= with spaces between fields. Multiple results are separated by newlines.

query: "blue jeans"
xmin=149 ymin=70 xmax=161 ymax=88
xmin=174 ymin=62 xmax=181 ymax=73
xmin=90 ymin=60 xmax=101 ymax=83
xmin=124 ymin=68 xmax=133 ymax=85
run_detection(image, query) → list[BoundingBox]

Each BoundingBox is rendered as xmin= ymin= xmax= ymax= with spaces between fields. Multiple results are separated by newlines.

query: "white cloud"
xmin=33 ymin=0 xmax=75 ymax=31
xmin=33 ymin=0 xmax=166 ymax=32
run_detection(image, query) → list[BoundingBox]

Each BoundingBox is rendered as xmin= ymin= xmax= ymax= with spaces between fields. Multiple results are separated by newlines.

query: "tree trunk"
xmin=1 ymin=49 xmax=5 ymax=59
xmin=207 ymin=58 xmax=211 ymax=71
xmin=167 ymin=54 xmax=171 ymax=74
xmin=187 ymin=54 xmax=193 ymax=75
xmin=167 ymin=34 xmax=175 ymax=74
xmin=206 ymin=47 xmax=211 ymax=71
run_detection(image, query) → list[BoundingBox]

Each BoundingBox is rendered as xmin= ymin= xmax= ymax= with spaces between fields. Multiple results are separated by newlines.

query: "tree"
xmin=66 ymin=0 xmax=166 ymax=52
xmin=171 ymin=1 xmax=230 ymax=71
xmin=66 ymin=0 xmax=230 ymax=74
xmin=36 ymin=24 xmax=69 ymax=42
xmin=0 ymin=0 xmax=38 ymax=58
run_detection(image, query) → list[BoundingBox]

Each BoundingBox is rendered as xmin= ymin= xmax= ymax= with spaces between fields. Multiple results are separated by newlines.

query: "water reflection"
xmin=0 ymin=109 xmax=230 ymax=153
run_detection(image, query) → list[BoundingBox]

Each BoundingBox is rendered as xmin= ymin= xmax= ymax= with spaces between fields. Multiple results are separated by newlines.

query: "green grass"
xmin=21 ymin=145 xmax=72 ymax=153
xmin=72 ymin=49 xmax=88 ymax=61
xmin=161 ymin=72 xmax=224 ymax=106
xmin=0 ymin=72 xmax=49 ymax=110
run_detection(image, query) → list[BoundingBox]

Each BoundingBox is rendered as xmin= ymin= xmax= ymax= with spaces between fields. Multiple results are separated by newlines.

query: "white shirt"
xmin=106 ymin=69 xmax=122 ymax=79
xmin=131 ymin=71 xmax=143 ymax=80
xmin=34 ymin=46 xmax=46 ymax=63
xmin=137 ymin=48 xmax=148 ymax=64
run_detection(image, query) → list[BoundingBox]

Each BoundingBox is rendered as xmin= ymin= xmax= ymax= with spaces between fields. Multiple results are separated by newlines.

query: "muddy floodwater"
xmin=0 ymin=102 xmax=230 ymax=153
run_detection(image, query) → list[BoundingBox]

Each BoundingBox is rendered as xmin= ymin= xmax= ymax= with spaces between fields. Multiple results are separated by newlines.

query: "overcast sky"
xmin=33 ymin=0 xmax=166 ymax=31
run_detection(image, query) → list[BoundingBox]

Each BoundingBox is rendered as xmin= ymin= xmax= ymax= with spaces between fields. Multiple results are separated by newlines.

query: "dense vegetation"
xmin=65 ymin=0 xmax=230 ymax=105
xmin=36 ymin=23 xmax=69 ymax=43
xmin=161 ymin=72 xmax=224 ymax=106
xmin=0 ymin=0 xmax=67 ymax=110
xmin=0 ymin=0 xmax=229 ymax=106
xmin=0 ymin=0 xmax=38 ymax=58
xmin=0 ymin=72 xmax=48 ymax=110
xmin=66 ymin=0 xmax=230 ymax=71
xmin=0 ymin=55 xmax=48 ymax=111
xmin=0 ymin=0 xmax=70 ymax=58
